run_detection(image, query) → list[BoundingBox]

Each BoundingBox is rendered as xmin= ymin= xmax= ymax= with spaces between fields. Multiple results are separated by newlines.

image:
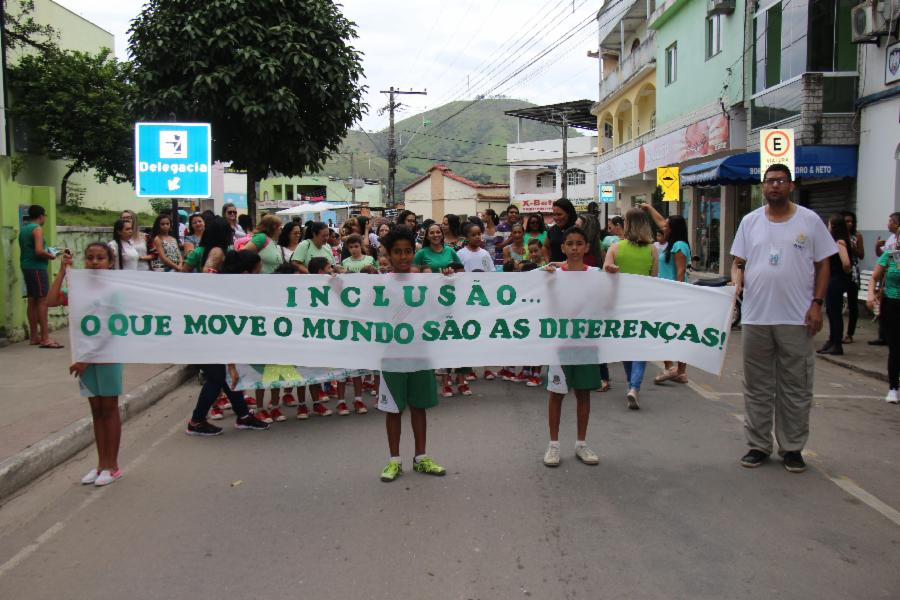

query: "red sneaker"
xmin=317 ymin=390 xmax=331 ymax=403
xmin=499 ymin=369 xmax=515 ymax=381
xmin=215 ymin=394 xmax=231 ymax=411
xmin=244 ymin=396 xmax=257 ymax=408
xmin=353 ymin=399 xmax=368 ymax=414
xmin=296 ymin=404 xmax=310 ymax=420
xmin=526 ymin=376 xmax=542 ymax=387
xmin=336 ymin=401 xmax=350 ymax=416
xmin=312 ymin=402 xmax=333 ymax=417
xmin=256 ymin=409 xmax=274 ymax=424
xmin=515 ymin=371 xmax=528 ymax=383
xmin=458 ymin=384 xmax=473 ymax=396
xmin=483 ymin=370 xmax=496 ymax=381
xmin=209 ymin=407 xmax=225 ymax=420
xmin=465 ymin=372 xmax=477 ymax=381
xmin=440 ymin=385 xmax=454 ymax=398
xmin=269 ymin=407 xmax=286 ymax=422
xmin=281 ymin=393 xmax=298 ymax=407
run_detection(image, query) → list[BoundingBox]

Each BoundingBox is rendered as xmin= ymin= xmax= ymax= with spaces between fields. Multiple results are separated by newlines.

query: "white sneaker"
xmin=543 ymin=444 xmax=561 ymax=467
xmin=575 ymin=445 xmax=600 ymax=465
xmin=886 ymin=389 xmax=899 ymax=404
xmin=626 ymin=388 xmax=640 ymax=410
xmin=81 ymin=468 xmax=99 ymax=485
xmin=94 ymin=469 xmax=122 ymax=487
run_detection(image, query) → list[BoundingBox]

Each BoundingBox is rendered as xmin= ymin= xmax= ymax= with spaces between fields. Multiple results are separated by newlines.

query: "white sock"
xmin=390 ymin=456 xmax=401 ymax=464
xmin=354 ymin=396 xmax=362 ymax=402
xmin=575 ymin=440 xmax=586 ymax=448
xmin=414 ymin=454 xmax=427 ymax=463
xmin=549 ymin=441 xmax=560 ymax=448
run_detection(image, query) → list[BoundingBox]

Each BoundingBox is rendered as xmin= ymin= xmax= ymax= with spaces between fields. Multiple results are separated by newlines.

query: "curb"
xmin=816 ymin=354 xmax=887 ymax=383
xmin=0 ymin=364 xmax=195 ymax=502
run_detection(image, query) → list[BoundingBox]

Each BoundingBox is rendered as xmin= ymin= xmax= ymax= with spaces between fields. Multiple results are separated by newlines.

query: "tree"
xmin=128 ymin=0 xmax=366 ymax=217
xmin=8 ymin=48 xmax=135 ymax=204
xmin=2 ymin=0 xmax=57 ymax=52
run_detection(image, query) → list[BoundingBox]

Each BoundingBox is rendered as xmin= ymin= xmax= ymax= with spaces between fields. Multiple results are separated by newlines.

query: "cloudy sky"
xmin=55 ymin=0 xmax=602 ymax=131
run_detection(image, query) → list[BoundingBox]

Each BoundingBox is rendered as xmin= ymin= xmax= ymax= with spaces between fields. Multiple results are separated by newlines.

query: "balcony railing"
xmin=599 ymin=30 xmax=656 ymax=103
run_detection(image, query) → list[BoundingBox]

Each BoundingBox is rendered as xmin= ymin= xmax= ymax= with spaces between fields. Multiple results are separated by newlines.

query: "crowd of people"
xmin=19 ymin=161 xmax=898 ymax=486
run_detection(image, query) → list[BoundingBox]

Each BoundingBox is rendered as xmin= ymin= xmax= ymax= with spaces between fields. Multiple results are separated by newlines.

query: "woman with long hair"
xmin=108 ymin=218 xmax=141 ymax=270
xmin=150 ymin=213 xmax=183 ymax=272
xmin=577 ymin=213 xmax=603 ymax=267
xmin=544 ymin=199 xmax=578 ymax=263
xmin=842 ymin=211 xmax=865 ymax=344
xmin=604 ymin=208 xmax=659 ymax=409
xmin=119 ymin=209 xmax=152 ymax=270
xmin=441 ymin=213 xmax=464 ymax=250
xmin=182 ymin=216 xmax=234 ymax=273
xmin=222 ymin=203 xmax=244 ymax=241
xmin=817 ymin=213 xmax=853 ymax=356
xmin=481 ymin=208 xmax=503 ymax=267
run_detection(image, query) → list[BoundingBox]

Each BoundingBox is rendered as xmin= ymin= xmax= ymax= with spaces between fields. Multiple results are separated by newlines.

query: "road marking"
xmin=827 ymin=476 xmax=900 ymax=528
xmin=0 ymin=417 xmax=184 ymax=580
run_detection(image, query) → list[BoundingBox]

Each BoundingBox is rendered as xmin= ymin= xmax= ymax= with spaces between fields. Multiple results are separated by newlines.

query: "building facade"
xmin=507 ymin=135 xmax=598 ymax=214
xmin=402 ymin=164 xmax=509 ymax=221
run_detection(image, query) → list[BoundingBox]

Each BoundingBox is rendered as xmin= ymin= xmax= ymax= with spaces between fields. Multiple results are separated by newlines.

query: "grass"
xmin=56 ymin=205 xmax=156 ymax=227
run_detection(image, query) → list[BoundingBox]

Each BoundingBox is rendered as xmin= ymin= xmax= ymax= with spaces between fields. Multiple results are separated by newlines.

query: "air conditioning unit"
xmin=852 ymin=0 xmax=888 ymax=42
xmin=707 ymin=0 xmax=736 ymax=15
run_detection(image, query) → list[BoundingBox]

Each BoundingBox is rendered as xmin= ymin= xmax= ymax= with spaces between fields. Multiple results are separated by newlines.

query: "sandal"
xmin=597 ymin=380 xmax=610 ymax=393
xmin=673 ymin=373 xmax=688 ymax=384
xmin=39 ymin=341 xmax=64 ymax=349
xmin=653 ymin=369 xmax=677 ymax=384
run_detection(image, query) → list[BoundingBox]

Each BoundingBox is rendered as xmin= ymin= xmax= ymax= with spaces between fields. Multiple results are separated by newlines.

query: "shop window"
xmin=665 ymin=43 xmax=677 ymax=85
xmin=566 ymin=169 xmax=586 ymax=186
xmin=706 ymin=15 xmax=722 ymax=59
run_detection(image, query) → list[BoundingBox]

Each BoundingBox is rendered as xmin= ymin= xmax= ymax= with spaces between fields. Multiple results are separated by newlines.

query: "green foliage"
xmin=128 ymin=0 xmax=367 ymax=212
xmin=57 ymin=205 xmax=154 ymax=227
xmin=8 ymin=47 xmax=135 ymax=204
xmin=66 ymin=182 xmax=86 ymax=208
xmin=322 ymin=99 xmax=580 ymax=197
xmin=2 ymin=0 xmax=57 ymax=52
xmin=148 ymin=198 xmax=173 ymax=214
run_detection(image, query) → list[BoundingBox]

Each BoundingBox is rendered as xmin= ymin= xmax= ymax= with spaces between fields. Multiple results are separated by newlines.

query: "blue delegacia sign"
xmin=134 ymin=122 xmax=212 ymax=198
xmin=599 ymin=183 xmax=616 ymax=203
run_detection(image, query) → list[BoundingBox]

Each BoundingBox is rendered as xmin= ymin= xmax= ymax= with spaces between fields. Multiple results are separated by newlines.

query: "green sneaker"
xmin=380 ymin=461 xmax=402 ymax=482
xmin=413 ymin=456 xmax=446 ymax=476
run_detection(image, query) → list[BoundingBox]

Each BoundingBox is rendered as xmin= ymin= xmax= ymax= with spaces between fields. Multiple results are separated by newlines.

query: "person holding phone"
xmin=19 ymin=205 xmax=62 ymax=348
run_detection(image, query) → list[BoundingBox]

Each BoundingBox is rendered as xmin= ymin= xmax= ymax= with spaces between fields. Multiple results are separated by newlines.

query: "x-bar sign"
xmin=759 ymin=129 xmax=795 ymax=182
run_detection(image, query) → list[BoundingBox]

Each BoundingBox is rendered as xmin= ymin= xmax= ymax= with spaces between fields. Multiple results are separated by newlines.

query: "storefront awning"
xmin=680 ymin=146 xmax=858 ymax=186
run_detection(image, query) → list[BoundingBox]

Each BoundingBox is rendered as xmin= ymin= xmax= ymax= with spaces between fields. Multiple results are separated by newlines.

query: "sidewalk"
xmin=810 ymin=310 xmax=888 ymax=382
xmin=0 ymin=327 xmax=193 ymax=500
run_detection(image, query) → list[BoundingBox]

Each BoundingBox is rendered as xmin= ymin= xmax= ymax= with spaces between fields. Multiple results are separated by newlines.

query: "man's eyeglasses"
xmin=763 ymin=178 xmax=789 ymax=187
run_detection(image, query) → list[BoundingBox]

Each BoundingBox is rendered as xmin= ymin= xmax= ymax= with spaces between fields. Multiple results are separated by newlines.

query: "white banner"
xmin=67 ymin=271 xmax=735 ymax=374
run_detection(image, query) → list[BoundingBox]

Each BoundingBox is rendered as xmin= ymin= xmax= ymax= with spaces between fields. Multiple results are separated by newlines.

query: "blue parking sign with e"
xmin=135 ymin=123 xmax=211 ymax=198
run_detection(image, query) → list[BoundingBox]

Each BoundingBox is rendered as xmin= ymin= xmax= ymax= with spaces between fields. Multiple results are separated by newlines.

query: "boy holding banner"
xmin=376 ymin=227 xmax=447 ymax=482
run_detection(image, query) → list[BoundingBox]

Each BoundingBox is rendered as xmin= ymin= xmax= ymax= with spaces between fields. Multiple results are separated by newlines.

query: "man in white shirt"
xmin=730 ymin=164 xmax=837 ymax=474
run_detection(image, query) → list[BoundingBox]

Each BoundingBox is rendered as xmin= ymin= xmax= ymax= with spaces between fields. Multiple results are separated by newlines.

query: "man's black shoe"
xmin=740 ymin=449 xmax=769 ymax=468
xmin=868 ymin=339 xmax=888 ymax=346
xmin=783 ymin=451 xmax=807 ymax=473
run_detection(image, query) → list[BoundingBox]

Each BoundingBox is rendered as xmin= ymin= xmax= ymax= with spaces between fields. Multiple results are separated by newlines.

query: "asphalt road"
xmin=1 ymin=346 xmax=899 ymax=600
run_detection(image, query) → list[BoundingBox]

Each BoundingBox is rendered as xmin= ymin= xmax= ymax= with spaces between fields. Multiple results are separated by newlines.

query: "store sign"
xmin=517 ymin=197 xmax=555 ymax=213
xmin=886 ymin=40 xmax=900 ymax=85
xmin=597 ymin=113 xmax=729 ymax=183
xmin=656 ymin=167 xmax=680 ymax=201
xmin=599 ymin=184 xmax=616 ymax=203
xmin=759 ymin=129 xmax=795 ymax=181
xmin=135 ymin=122 xmax=212 ymax=198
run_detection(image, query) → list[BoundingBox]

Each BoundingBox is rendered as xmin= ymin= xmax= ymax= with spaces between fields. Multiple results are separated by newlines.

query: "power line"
xmin=396 ymin=128 xmax=588 ymax=155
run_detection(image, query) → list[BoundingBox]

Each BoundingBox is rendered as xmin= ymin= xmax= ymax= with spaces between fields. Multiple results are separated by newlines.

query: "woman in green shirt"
xmin=604 ymin=208 xmax=659 ymax=410
xmin=413 ymin=223 xmax=461 ymax=274
xmin=291 ymin=222 xmax=342 ymax=274
xmin=868 ymin=250 xmax=900 ymax=403
xmin=243 ymin=215 xmax=284 ymax=274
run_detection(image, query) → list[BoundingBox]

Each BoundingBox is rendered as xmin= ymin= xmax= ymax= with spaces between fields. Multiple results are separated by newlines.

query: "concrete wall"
xmin=651 ymin=0 xmax=745 ymax=127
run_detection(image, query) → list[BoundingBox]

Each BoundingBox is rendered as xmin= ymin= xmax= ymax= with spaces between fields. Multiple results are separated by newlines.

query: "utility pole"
xmin=558 ymin=112 xmax=570 ymax=201
xmin=379 ymin=86 xmax=427 ymax=206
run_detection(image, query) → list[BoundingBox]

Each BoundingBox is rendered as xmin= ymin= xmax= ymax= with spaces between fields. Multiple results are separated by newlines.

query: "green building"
xmin=258 ymin=175 xmax=384 ymax=211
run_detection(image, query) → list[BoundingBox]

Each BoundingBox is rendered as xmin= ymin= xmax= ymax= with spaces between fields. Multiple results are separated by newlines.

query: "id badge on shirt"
xmin=769 ymin=245 xmax=782 ymax=266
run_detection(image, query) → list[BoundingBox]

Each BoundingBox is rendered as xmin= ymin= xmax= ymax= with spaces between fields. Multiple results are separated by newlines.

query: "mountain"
xmin=322 ymin=98 xmax=580 ymax=199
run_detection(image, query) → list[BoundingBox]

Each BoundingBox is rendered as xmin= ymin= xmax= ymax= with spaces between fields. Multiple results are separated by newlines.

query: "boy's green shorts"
xmin=546 ymin=364 xmax=603 ymax=394
xmin=377 ymin=370 xmax=439 ymax=413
